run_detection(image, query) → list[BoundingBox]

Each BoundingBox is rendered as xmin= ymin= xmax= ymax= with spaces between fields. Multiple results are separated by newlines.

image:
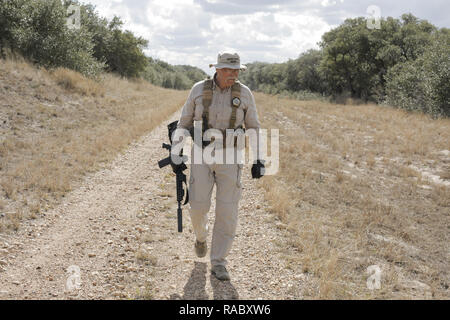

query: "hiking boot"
xmin=195 ymin=240 xmax=207 ymax=258
xmin=211 ymin=265 xmax=230 ymax=281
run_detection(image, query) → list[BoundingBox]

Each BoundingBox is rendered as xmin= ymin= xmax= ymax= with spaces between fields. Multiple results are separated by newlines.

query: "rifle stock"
xmin=158 ymin=157 xmax=171 ymax=168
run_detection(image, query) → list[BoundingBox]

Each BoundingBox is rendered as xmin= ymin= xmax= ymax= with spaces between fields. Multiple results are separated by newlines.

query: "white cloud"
xmin=83 ymin=0 xmax=449 ymax=75
xmin=273 ymin=12 xmax=331 ymax=56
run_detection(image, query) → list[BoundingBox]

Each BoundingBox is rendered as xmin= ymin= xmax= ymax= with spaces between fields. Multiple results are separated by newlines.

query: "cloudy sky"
xmin=83 ymin=0 xmax=449 ymax=74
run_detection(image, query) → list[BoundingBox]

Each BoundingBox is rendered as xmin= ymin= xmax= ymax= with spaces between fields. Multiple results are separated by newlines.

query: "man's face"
xmin=216 ymin=68 xmax=240 ymax=88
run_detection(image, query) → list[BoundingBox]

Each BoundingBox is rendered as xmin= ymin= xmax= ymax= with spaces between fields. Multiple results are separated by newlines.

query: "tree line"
xmin=142 ymin=58 xmax=208 ymax=90
xmin=1 ymin=2 xmax=447 ymax=116
xmin=0 ymin=0 xmax=207 ymax=89
xmin=239 ymin=14 xmax=449 ymax=117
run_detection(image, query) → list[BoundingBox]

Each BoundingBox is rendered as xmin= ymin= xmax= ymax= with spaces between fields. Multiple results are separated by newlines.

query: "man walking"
xmin=175 ymin=52 xmax=265 ymax=281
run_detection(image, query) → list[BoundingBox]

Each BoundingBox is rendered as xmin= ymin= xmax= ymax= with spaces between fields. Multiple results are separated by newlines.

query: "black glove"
xmin=251 ymin=160 xmax=265 ymax=179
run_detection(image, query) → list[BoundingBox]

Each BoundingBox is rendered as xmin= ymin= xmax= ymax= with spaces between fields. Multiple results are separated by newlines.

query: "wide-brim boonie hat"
xmin=209 ymin=52 xmax=247 ymax=71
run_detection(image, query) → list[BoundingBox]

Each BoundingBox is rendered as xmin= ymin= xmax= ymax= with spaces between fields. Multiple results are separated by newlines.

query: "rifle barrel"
xmin=177 ymin=207 xmax=182 ymax=232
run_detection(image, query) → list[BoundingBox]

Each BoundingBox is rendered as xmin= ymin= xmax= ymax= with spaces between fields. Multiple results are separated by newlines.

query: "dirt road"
xmin=0 ymin=111 xmax=307 ymax=300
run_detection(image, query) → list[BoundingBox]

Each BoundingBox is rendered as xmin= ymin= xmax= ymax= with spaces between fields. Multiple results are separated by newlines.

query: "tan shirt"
xmin=177 ymin=77 xmax=260 ymax=131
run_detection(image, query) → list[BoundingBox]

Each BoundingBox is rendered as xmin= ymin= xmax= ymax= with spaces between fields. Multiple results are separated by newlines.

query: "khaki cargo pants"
xmin=188 ymin=156 xmax=243 ymax=267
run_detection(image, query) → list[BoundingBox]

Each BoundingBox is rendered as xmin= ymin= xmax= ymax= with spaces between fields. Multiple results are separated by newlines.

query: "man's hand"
xmin=251 ymin=160 xmax=265 ymax=179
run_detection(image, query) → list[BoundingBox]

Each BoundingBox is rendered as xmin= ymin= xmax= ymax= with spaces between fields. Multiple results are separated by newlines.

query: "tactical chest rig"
xmin=199 ymin=78 xmax=245 ymax=147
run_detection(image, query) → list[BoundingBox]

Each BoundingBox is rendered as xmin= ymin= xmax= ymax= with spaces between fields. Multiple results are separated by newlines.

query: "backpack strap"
xmin=230 ymin=81 xmax=242 ymax=129
xmin=202 ymin=79 xmax=214 ymax=131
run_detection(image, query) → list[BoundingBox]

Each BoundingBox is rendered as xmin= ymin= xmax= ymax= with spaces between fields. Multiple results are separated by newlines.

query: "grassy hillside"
xmin=0 ymin=57 xmax=187 ymax=231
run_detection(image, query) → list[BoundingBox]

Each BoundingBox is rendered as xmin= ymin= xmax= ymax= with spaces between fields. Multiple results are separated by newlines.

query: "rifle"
xmin=157 ymin=120 xmax=189 ymax=232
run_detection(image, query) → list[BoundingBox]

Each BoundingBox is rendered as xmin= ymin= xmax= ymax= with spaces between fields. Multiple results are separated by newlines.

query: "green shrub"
xmin=0 ymin=0 xmax=104 ymax=77
xmin=0 ymin=0 xmax=27 ymax=56
xmin=0 ymin=0 xmax=151 ymax=79
xmin=385 ymin=32 xmax=450 ymax=117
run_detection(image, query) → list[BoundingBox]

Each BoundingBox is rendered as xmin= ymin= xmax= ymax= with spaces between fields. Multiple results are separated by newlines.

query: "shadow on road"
xmin=210 ymin=273 xmax=239 ymax=300
xmin=169 ymin=261 xmax=239 ymax=300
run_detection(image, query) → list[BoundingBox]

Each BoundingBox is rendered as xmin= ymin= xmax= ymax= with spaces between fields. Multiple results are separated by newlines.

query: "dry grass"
xmin=0 ymin=57 xmax=187 ymax=232
xmin=255 ymin=92 xmax=450 ymax=299
xmin=135 ymin=247 xmax=158 ymax=266
xmin=52 ymin=67 xmax=105 ymax=97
